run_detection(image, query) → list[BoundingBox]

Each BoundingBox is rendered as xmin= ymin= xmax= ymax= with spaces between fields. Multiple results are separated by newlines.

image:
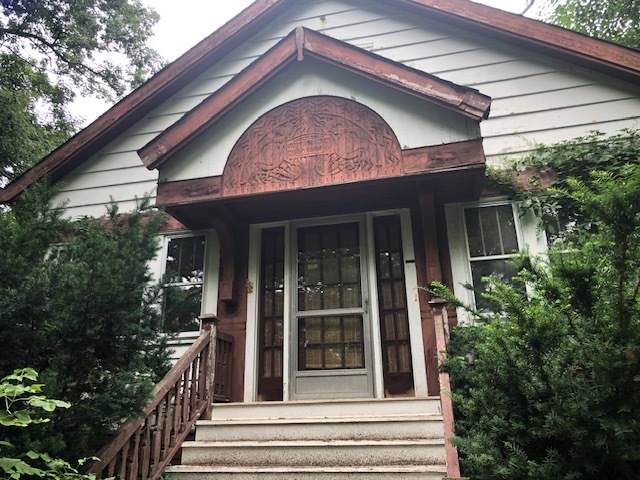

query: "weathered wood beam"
xmin=139 ymin=29 xmax=490 ymax=170
xmin=301 ymin=29 xmax=490 ymax=120
xmin=155 ymin=140 xmax=485 ymax=207
xmin=419 ymin=192 xmax=443 ymax=285
xmin=157 ymin=176 xmax=223 ymax=207
xmin=403 ymin=139 xmax=486 ymax=174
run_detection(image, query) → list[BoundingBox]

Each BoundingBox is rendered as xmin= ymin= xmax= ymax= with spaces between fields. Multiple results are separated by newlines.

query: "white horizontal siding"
xmin=60 ymin=199 xmax=148 ymax=219
xmin=62 ymin=165 xmax=155 ymax=191
xmin=484 ymin=118 xmax=640 ymax=161
xmin=59 ymin=180 xmax=157 ymax=208
xmin=55 ymin=0 xmax=640 ymax=217
xmin=160 ymin=59 xmax=479 ymax=182
xmin=53 ymin=147 xmax=157 ymax=219
xmin=485 ymin=98 xmax=640 ymax=137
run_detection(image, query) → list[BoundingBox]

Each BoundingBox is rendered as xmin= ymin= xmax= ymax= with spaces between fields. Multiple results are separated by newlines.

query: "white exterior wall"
xmin=160 ymin=60 xmax=479 ymax=181
xmin=53 ymin=0 xmax=640 ymax=216
xmin=42 ymin=0 xmax=640 ymax=365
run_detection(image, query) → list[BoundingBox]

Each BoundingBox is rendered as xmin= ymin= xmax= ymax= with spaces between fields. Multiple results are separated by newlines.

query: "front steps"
xmin=167 ymin=397 xmax=448 ymax=479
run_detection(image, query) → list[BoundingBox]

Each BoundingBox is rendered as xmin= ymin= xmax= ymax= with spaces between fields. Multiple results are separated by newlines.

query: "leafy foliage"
xmin=0 ymin=368 xmax=94 ymax=480
xmin=0 ymin=0 xmax=161 ymax=183
xmin=0 ymin=54 xmax=74 ymax=183
xmin=0 ymin=0 xmax=161 ymax=97
xmin=437 ymin=131 xmax=640 ymax=479
xmin=545 ymin=0 xmax=640 ymax=49
xmin=0 ymin=185 xmax=170 ymax=460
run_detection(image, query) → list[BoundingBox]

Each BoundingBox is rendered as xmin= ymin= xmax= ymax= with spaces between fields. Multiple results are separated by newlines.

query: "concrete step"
xmin=195 ymin=413 xmax=444 ymax=441
xmin=180 ymin=439 xmax=446 ymax=467
xmin=166 ymin=465 xmax=448 ymax=480
xmin=209 ymin=397 xmax=441 ymax=420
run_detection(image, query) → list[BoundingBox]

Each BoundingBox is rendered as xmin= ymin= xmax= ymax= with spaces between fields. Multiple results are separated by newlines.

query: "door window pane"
xmin=258 ymin=228 xmax=285 ymax=400
xmin=298 ymin=223 xmax=362 ymax=311
xmin=373 ymin=216 xmax=414 ymax=397
xmin=298 ymin=316 xmax=364 ymax=370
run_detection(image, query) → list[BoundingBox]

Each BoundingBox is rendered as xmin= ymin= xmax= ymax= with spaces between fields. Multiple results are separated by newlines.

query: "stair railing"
xmin=430 ymin=298 xmax=464 ymax=479
xmin=88 ymin=316 xmax=233 ymax=480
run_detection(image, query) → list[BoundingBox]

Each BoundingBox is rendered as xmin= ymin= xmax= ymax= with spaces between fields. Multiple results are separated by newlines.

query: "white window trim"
xmin=158 ymin=230 xmax=220 ymax=339
xmin=445 ymin=198 xmax=546 ymax=324
xmin=243 ymin=209 xmax=429 ymax=402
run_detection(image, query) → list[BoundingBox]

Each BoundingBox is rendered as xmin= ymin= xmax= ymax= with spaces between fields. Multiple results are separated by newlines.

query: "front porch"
xmin=89 ymin=302 xmax=463 ymax=479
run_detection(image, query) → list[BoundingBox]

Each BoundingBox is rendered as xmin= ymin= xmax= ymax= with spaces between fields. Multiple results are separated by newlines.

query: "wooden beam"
xmin=157 ymin=176 xmax=222 ymax=206
xmin=139 ymin=35 xmax=299 ymax=169
xmin=302 ymin=29 xmax=490 ymax=120
xmin=419 ymin=192 xmax=443 ymax=285
xmin=154 ymin=140 xmax=486 ymax=207
xmin=403 ymin=139 xmax=486 ymax=174
xmin=206 ymin=208 xmax=241 ymax=304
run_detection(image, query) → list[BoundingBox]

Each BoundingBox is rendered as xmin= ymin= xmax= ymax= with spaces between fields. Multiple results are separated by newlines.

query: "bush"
xmin=437 ymin=131 xmax=640 ymax=479
xmin=0 ymin=185 xmax=170 ymax=460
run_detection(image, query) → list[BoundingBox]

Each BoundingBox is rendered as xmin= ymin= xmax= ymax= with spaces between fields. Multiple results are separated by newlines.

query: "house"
xmin=2 ymin=0 xmax=639 ymax=478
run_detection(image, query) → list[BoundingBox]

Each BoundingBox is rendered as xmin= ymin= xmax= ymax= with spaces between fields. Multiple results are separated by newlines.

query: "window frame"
xmin=159 ymin=230 xmax=220 ymax=337
xmin=446 ymin=198 xmax=546 ymax=322
xmin=462 ymin=202 xmax=524 ymax=311
xmin=243 ymin=209 xmax=429 ymax=402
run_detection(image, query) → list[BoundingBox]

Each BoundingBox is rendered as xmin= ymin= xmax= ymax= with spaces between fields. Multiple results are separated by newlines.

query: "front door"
xmin=293 ymin=221 xmax=373 ymax=399
xmin=254 ymin=213 xmax=422 ymax=401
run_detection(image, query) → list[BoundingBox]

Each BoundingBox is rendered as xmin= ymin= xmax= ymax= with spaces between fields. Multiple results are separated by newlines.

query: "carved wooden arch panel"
xmin=222 ymin=96 xmax=403 ymax=197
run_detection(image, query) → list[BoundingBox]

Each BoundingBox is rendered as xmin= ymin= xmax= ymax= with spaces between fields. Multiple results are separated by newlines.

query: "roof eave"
xmin=0 ymin=0 xmax=296 ymax=203
xmin=139 ymin=27 xmax=491 ymax=170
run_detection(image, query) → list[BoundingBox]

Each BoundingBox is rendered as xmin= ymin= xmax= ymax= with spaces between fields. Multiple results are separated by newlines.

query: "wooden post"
xmin=200 ymin=313 xmax=219 ymax=420
xmin=418 ymin=191 xmax=444 ymax=395
xmin=430 ymin=298 xmax=464 ymax=479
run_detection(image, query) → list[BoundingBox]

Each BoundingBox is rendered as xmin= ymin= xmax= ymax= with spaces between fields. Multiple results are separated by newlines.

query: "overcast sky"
xmin=73 ymin=0 xmax=544 ymax=123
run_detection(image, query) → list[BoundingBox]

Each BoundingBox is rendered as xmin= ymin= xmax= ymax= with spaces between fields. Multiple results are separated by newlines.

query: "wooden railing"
xmin=88 ymin=319 xmax=233 ymax=480
xmin=430 ymin=298 xmax=465 ymax=479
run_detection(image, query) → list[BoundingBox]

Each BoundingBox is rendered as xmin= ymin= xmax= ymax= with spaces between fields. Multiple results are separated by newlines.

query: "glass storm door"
xmin=292 ymin=221 xmax=373 ymax=399
xmin=256 ymin=214 xmax=418 ymax=401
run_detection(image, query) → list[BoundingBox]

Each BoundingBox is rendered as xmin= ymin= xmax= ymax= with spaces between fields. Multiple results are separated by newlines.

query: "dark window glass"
xmin=464 ymin=205 xmax=521 ymax=310
xmin=163 ymin=235 xmax=206 ymax=332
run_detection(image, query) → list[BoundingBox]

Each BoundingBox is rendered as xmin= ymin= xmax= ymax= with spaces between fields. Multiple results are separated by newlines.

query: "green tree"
xmin=435 ymin=130 xmax=640 ymax=479
xmin=0 ymin=184 xmax=170 ymax=460
xmin=544 ymin=0 xmax=640 ymax=50
xmin=0 ymin=368 xmax=93 ymax=480
xmin=0 ymin=0 xmax=162 ymax=182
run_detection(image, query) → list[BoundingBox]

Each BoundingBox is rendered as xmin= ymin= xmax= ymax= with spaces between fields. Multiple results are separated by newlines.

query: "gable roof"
xmin=2 ymin=0 xmax=639 ymax=202
xmin=138 ymin=26 xmax=491 ymax=170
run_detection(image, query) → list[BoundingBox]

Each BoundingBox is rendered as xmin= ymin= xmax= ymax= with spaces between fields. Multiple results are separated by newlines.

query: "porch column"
xmin=418 ymin=191 xmax=444 ymax=396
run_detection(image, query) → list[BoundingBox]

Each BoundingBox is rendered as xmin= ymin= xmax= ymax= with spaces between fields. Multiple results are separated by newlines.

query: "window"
xmin=463 ymin=204 xmax=521 ymax=311
xmin=296 ymin=222 xmax=365 ymax=371
xmin=162 ymin=235 xmax=206 ymax=332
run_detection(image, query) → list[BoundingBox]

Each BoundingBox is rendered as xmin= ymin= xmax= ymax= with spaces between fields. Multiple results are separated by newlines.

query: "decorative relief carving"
xmin=222 ymin=97 xmax=403 ymax=197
